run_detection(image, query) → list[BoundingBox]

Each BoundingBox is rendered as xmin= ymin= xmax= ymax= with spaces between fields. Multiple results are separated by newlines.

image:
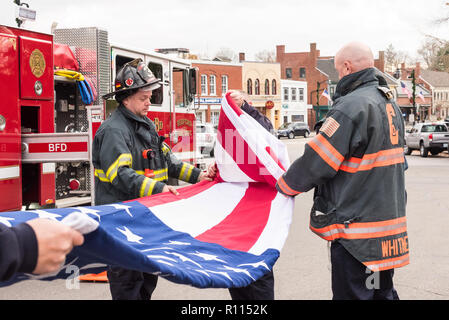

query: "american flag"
xmin=321 ymin=89 xmax=333 ymax=103
xmin=0 ymin=92 xmax=294 ymax=288
xmin=400 ymin=81 xmax=412 ymax=99
xmin=417 ymin=90 xmax=426 ymax=103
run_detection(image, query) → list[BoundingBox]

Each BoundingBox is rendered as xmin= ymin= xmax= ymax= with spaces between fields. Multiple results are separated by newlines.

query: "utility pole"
xmin=411 ymin=69 xmax=416 ymax=120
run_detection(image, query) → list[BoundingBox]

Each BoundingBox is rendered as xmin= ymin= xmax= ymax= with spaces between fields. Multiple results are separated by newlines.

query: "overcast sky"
xmin=1 ymin=0 xmax=448 ymax=62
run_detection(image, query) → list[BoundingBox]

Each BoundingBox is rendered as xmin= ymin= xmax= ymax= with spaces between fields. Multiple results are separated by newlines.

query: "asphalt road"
xmin=0 ymin=136 xmax=448 ymax=300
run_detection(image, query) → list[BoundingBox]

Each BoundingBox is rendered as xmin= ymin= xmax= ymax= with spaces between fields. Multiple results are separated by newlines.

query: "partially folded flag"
xmin=0 ymin=92 xmax=294 ymax=289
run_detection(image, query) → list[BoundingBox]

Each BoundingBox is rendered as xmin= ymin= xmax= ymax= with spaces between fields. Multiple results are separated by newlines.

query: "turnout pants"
xmin=331 ymin=241 xmax=399 ymax=300
xmin=107 ymin=265 xmax=274 ymax=300
xmin=107 ymin=266 xmax=158 ymax=300
xmin=228 ymin=270 xmax=274 ymax=300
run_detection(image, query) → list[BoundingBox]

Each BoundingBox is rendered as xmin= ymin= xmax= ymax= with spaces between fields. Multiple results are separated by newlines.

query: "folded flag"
xmin=0 ymin=92 xmax=294 ymax=288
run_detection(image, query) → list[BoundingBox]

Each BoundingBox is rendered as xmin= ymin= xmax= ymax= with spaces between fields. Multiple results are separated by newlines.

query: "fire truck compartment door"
xmin=20 ymin=36 xmax=54 ymax=100
xmin=0 ymin=33 xmax=22 ymax=211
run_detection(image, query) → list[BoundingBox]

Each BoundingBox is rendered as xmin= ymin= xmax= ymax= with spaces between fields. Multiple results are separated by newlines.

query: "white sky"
xmin=1 ymin=0 xmax=448 ymax=62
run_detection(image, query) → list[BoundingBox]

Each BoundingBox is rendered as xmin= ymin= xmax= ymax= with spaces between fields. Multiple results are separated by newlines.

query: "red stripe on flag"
xmin=195 ymin=182 xmax=277 ymax=251
xmin=217 ymin=108 xmax=277 ymax=186
xmin=225 ymin=91 xmax=244 ymax=116
xmin=134 ymin=180 xmax=218 ymax=207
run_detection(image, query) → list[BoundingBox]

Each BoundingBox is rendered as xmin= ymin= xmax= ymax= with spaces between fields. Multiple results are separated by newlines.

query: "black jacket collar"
xmin=333 ymin=68 xmax=387 ymax=101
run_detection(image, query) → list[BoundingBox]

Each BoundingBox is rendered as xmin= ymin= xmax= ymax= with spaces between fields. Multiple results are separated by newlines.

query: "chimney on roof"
xmin=375 ymin=51 xmax=385 ymax=73
xmin=276 ymin=45 xmax=285 ymax=62
xmin=415 ymin=62 xmax=421 ymax=80
xmin=239 ymin=52 xmax=245 ymax=62
xmin=400 ymin=62 xmax=407 ymax=80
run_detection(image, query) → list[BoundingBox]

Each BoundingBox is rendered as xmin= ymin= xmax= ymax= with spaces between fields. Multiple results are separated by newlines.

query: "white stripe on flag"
xmin=248 ymin=192 xmax=294 ymax=255
xmin=215 ymin=141 xmax=255 ymax=183
xmin=221 ymin=98 xmax=290 ymax=181
xmin=151 ymin=182 xmax=249 ymax=237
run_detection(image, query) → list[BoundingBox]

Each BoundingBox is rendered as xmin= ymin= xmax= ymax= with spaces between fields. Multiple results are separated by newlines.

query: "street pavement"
xmin=0 ymin=136 xmax=448 ymax=300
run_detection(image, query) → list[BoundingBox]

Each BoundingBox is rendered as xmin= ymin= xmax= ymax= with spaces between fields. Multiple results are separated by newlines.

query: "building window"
xmin=247 ymin=79 xmax=253 ymax=95
xmin=272 ymin=80 xmax=277 ymax=95
xmin=209 ymin=75 xmax=216 ymax=95
xmin=221 ymin=75 xmax=228 ymax=94
xmin=201 ymin=74 xmax=207 ymax=95
xmin=211 ymin=111 xmax=220 ymax=126
xmin=299 ymin=67 xmax=306 ymax=78
xmin=265 ymin=79 xmax=270 ymax=95
xmin=283 ymin=87 xmax=289 ymax=101
xmin=291 ymin=88 xmax=297 ymax=101
xmin=255 ymin=79 xmax=260 ymax=95
xmin=298 ymin=88 xmax=304 ymax=101
xmin=286 ymin=68 xmax=292 ymax=79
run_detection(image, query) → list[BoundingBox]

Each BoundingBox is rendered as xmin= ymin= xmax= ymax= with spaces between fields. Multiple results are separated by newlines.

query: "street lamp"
xmin=14 ymin=0 xmax=36 ymax=28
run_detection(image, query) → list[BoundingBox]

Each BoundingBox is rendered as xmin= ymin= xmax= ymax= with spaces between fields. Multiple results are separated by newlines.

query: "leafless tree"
xmin=214 ymin=47 xmax=237 ymax=62
xmin=385 ymin=44 xmax=410 ymax=72
xmin=254 ymin=50 xmax=276 ymax=63
xmin=417 ymin=35 xmax=449 ymax=72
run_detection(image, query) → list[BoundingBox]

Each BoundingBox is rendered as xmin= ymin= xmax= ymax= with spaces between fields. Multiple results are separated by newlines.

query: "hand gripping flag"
xmin=0 ymin=92 xmax=294 ymax=288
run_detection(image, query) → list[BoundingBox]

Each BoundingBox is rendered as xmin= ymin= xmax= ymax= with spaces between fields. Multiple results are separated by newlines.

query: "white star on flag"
xmin=0 ymin=216 xmax=15 ymax=227
xmin=106 ymin=204 xmax=133 ymax=217
xmin=74 ymin=207 xmax=101 ymax=221
xmin=164 ymin=251 xmax=203 ymax=268
xmin=164 ymin=240 xmax=191 ymax=246
xmin=116 ymin=226 xmax=143 ymax=244
xmin=222 ymin=265 xmax=255 ymax=281
xmin=204 ymin=269 xmax=232 ymax=281
xmin=238 ymin=261 xmax=270 ymax=271
xmin=191 ymin=251 xmax=227 ymax=263
xmin=31 ymin=210 xmax=61 ymax=221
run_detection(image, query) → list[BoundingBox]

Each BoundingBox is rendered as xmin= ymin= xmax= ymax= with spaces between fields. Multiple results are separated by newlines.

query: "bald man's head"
xmin=334 ymin=42 xmax=375 ymax=79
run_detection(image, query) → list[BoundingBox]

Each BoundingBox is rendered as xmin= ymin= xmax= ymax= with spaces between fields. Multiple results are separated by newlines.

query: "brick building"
xmin=190 ymin=60 xmax=242 ymax=125
xmin=276 ymin=43 xmax=388 ymax=127
xmin=393 ymin=62 xmax=432 ymax=123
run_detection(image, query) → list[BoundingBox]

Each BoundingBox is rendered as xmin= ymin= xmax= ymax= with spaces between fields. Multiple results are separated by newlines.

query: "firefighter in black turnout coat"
xmin=93 ymin=59 xmax=214 ymax=300
xmin=276 ymin=43 xmax=409 ymax=300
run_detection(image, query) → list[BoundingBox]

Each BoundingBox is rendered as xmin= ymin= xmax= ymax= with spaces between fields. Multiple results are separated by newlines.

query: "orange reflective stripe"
xmin=308 ymin=134 xmax=344 ymax=171
xmin=310 ymin=217 xmax=407 ymax=241
xmin=277 ymin=176 xmax=301 ymax=196
xmin=363 ymin=254 xmax=410 ymax=272
xmin=340 ymin=148 xmax=404 ymax=173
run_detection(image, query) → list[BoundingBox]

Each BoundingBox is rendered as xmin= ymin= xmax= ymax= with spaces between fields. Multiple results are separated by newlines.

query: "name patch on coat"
xmin=320 ymin=117 xmax=340 ymax=138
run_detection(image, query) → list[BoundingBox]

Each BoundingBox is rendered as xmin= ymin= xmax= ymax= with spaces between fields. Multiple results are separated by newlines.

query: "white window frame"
xmin=221 ymin=75 xmax=228 ymax=94
xmin=298 ymin=88 xmax=304 ymax=102
xmin=201 ymin=74 xmax=208 ymax=95
xmin=291 ymin=88 xmax=297 ymax=101
xmin=209 ymin=75 xmax=216 ymax=96
xmin=283 ymin=87 xmax=289 ymax=101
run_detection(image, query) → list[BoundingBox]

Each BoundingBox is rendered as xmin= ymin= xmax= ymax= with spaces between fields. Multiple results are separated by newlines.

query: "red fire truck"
xmin=0 ymin=25 xmax=201 ymax=212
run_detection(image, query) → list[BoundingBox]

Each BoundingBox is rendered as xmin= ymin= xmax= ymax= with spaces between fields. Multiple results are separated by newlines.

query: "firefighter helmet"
xmin=102 ymin=58 xmax=161 ymax=100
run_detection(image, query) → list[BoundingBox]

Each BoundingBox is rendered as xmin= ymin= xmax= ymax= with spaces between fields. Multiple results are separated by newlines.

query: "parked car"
xmin=276 ymin=122 xmax=310 ymax=139
xmin=404 ymin=122 xmax=449 ymax=157
xmin=196 ymin=122 xmax=216 ymax=157
xmin=443 ymin=117 xmax=449 ymax=128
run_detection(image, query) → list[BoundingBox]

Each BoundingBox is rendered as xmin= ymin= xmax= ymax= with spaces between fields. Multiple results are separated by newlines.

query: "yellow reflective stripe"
xmin=179 ymin=163 xmax=194 ymax=181
xmin=162 ymin=143 xmax=171 ymax=155
xmin=94 ymin=169 xmax=110 ymax=182
xmin=106 ymin=153 xmax=132 ymax=183
xmin=135 ymin=168 xmax=168 ymax=181
xmin=139 ymin=177 xmax=158 ymax=197
xmin=139 ymin=178 xmax=149 ymax=198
